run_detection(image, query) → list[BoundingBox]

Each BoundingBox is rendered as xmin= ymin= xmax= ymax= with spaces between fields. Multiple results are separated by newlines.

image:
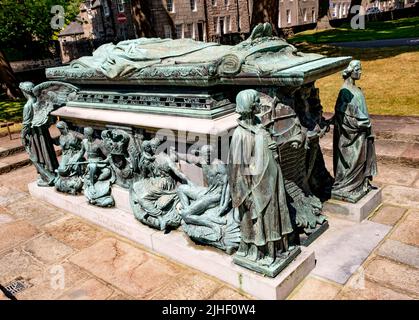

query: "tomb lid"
xmin=47 ymin=23 xmax=351 ymax=87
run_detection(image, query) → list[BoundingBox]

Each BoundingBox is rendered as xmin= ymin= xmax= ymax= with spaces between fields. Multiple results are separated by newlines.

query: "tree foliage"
xmin=0 ymin=0 xmax=81 ymax=59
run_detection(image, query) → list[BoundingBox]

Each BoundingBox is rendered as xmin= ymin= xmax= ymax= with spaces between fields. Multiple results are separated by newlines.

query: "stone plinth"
xmin=28 ymin=182 xmax=315 ymax=300
xmin=323 ymin=188 xmax=382 ymax=222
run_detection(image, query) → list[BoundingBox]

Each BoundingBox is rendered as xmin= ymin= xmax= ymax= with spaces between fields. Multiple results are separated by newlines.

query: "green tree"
xmin=0 ymin=0 xmax=81 ymax=99
xmin=0 ymin=0 xmax=81 ymax=59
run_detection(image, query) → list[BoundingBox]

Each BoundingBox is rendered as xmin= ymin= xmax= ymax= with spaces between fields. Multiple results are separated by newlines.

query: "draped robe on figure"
xmin=22 ymin=99 xmax=58 ymax=175
xmin=228 ymin=121 xmax=293 ymax=247
xmin=333 ymin=83 xmax=377 ymax=198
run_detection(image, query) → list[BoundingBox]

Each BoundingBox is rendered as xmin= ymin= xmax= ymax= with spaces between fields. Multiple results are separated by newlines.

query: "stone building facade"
xmin=58 ymin=0 xmax=138 ymax=62
xmin=369 ymin=0 xmax=413 ymax=11
xmin=58 ymin=1 xmax=110 ymax=63
xmin=278 ymin=0 xmax=319 ymax=28
xmin=330 ymin=0 xmax=351 ymax=19
xmin=61 ymin=0 xmax=419 ymax=63
xmin=111 ymin=0 xmax=137 ymax=40
xmin=149 ymin=0 xmax=252 ymax=42
xmin=205 ymin=0 xmax=252 ymax=41
xmin=150 ymin=0 xmax=208 ymax=41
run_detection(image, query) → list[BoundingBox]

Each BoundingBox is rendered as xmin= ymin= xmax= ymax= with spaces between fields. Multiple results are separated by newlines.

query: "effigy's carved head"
xmin=343 ymin=60 xmax=362 ymax=81
xmin=236 ymin=89 xmax=260 ymax=120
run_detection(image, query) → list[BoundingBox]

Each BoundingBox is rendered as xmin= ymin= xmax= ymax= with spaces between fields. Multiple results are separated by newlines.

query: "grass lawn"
xmin=0 ymin=94 xmax=24 ymax=136
xmin=0 ymin=97 xmax=25 ymax=122
xmin=294 ymin=44 xmax=419 ymax=116
xmin=288 ymin=17 xmax=419 ymax=44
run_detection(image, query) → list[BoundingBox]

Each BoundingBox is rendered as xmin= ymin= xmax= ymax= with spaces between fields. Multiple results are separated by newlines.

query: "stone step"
xmin=0 ymin=144 xmax=25 ymax=159
xmin=0 ymin=133 xmax=25 ymax=159
xmin=320 ymin=134 xmax=419 ymax=168
xmin=0 ymin=152 xmax=32 ymax=175
xmin=0 ymin=127 xmax=61 ymax=175
xmin=0 ymin=147 xmax=62 ymax=175
xmin=323 ymin=113 xmax=419 ymax=143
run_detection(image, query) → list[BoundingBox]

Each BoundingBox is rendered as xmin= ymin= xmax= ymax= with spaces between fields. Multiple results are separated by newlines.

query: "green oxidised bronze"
xmin=332 ymin=60 xmax=378 ymax=203
xmin=19 ymin=23 xmax=364 ymax=277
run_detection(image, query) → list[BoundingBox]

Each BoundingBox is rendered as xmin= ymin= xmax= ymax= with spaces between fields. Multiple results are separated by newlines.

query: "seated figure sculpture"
xmin=54 ymin=121 xmax=83 ymax=194
xmin=76 ymin=127 xmax=115 ymax=207
xmin=130 ymin=137 xmax=190 ymax=231
xmin=228 ymin=89 xmax=300 ymax=277
xmin=172 ymin=145 xmax=240 ymax=253
xmin=332 ymin=60 xmax=377 ymax=203
xmin=101 ymin=129 xmax=141 ymax=189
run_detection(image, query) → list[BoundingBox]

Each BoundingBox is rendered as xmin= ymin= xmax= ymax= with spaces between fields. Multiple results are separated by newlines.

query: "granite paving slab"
xmin=309 ymin=217 xmax=391 ymax=284
xmin=377 ymin=239 xmax=419 ymax=268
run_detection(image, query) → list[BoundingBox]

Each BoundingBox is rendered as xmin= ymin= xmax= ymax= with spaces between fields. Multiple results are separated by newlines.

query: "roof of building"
xmin=59 ymin=21 xmax=84 ymax=37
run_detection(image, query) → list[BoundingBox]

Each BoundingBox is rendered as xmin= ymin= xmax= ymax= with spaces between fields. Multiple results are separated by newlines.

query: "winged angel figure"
xmin=19 ymin=81 xmax=79 ymax=186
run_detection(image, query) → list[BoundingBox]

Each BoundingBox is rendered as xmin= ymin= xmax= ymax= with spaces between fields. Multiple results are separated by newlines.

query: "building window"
xmin=175 ymin=24 xmax=183 ymax=38
xmin=278 ymin=10 xmax=281 ymax=27
xmin=312 ymin=8 xmax=316 ymax=22
xmin=219 ymin=17 xmax=225 ymax=35
xmin=192 ymin=23 xmax=196 ymax=39
xmin=167 ymin=0 xmax=174 ymax=12
xmin=184 ymin=23 xmax=193 ymax=38
xmin=164 ymin=25 xmax=172 ymax=38
xmin=190 ymin=0 xmax=197 ymax=11
xmin=213 ymin=17 xmax=218 ymax=33
xmin=212 ymin=0 xmax=217 ymax=6
xmin=116 ymin=0 xmax=124 ymax=13
xmin=286 ymin=9 xmax=291 ymax=24
xmin=224 ymin=0 xmax=229 ymax=5
xmin=303 ymin=8 xmax=307 ymax=22
xmin=225 ymin=16 xmax=231 ymax=32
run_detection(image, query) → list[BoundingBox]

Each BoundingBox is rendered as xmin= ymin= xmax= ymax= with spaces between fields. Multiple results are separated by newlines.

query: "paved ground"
xmin=287 ymin=155 xmax=419 ymax=300
xmin=1 ymin=116 xmax=419 ymax=300
xmin=0 ymin=156 xmax=418 ymax=300
xmin=0 ymin=166 xmax=249 ymax=300
xmin=330 ymin=37 xmax=419 ymax=48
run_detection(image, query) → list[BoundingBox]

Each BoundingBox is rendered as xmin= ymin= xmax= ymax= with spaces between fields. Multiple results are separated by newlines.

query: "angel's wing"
xmin=31 ymin=81 xmax=79 ymax=127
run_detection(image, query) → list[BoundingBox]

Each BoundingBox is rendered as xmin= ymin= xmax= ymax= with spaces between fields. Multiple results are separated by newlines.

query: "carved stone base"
xmin=28 ymin=181 xmax=315 ymax=299
xmin=298 ymin=221 xmax=329 ymax=247
xmin=233 ymin=247 xmax=301 ymax=278
xmin=323 ymin=188 xmax=382 ymax=222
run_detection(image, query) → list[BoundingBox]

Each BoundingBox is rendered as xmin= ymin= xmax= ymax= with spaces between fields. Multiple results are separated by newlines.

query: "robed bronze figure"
xmin=332 ymin=60 xmax=377 ymax=203
xmin=228 ymin=89 xmax=299 ymax=277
